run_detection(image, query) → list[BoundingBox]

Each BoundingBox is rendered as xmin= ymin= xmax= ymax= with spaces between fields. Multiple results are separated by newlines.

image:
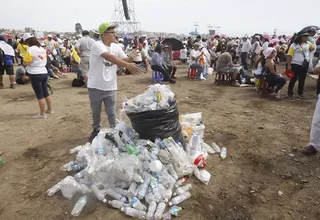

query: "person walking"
xmin=23 ymin=33 xmax=53 ymax=119
xmin=0 ymin=35 xmax=15 ymax=89
xmin=87 ymin=22 xmax=143 ymax=142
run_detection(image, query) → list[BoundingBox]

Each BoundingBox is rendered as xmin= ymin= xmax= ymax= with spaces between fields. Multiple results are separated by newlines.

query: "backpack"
xmin=0 ymin=49 xmax=4 ymax=66
xmin=72 ymin=78 xmax=85 ymax=87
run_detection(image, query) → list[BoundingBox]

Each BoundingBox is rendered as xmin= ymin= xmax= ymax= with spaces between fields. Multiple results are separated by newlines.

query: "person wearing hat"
xmin=239 ymin=35 xmax=252 ymax=70
xmin=87 ymin=22 xmax=143 ymax=143
xmin=189 ymin=42 xmax=205 ymax=80
xmin=250 ymin=35 xmax=261 ymax=66
xmin=162 ymin=44 xmax=177 ymax=79
xmin=75 ymin=30 xmax=96 ymax=87
xmin=22 ymin=33 xmax=53 ymax=119
xmin=45 ymin=34 xmax=55 ymax=53
xmin=93 ymin=30 xmax=100 ymax=41
xmin=0 ymin=35 xmax=15 ymax=89
xmin=286 ymin=32 xmax=315 ymax=98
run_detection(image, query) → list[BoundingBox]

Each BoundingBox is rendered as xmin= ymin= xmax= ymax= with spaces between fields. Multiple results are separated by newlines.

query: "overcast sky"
xmin=1 ymin=0 xmax=319 ymax=36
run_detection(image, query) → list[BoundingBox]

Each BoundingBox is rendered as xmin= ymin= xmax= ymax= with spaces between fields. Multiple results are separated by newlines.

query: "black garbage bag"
xmin=126 ymin=101 xmax=185 ymax=145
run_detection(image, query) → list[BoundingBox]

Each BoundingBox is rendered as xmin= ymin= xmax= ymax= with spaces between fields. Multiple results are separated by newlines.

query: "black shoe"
xmin=10 ymin=84 xmax=15 ymax=89
xmin=88 ymin=130 xmax=99 ymax=143
xmin=169 ymin=79 xmax=176 ymax=84
xmin=302 ymin=145 xmax=318 ymax=155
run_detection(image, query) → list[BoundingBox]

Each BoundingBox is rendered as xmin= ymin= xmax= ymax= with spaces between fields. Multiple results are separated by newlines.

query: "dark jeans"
xmin=267 ymin=75 xmax=286 ymax=93
xmin=151 ymin=65 xmax=171 ymax=81
xmin=241 ymin=52 xmax=248 ymax=70
xmin=29 ymin=74 xmax=49 ymax=100
xmin=288 ymin=64 xmax=308 ymax=96
xmin=166 ymin=65 xmax=177 ymax=78
xmin=239 ymin=68 xmax=251 ymax=79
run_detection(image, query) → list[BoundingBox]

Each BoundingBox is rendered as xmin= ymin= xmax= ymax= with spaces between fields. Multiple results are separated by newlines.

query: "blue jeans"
xmin=190 ymin=63 xmax=204 ymax=79
xmin=241 ymin=52 xmax=248 ymax=70
xmin=71 ymin=67 xmax=83 ymax=79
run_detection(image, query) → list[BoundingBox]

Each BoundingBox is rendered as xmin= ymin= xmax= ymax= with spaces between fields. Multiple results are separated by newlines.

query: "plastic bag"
xmin=126 ymin=101 xmax=182 ymax=143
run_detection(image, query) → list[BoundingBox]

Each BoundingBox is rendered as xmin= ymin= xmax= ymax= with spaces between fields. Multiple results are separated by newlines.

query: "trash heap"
xmin=47 ymin=84 xmax=226 ymax=219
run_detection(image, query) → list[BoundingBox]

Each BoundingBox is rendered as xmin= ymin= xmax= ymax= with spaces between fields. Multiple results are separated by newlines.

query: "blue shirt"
xmin=4 ymin=54 xmax=13 ymax=66
xmin=150 ymin=52 xmax=163 ymax=66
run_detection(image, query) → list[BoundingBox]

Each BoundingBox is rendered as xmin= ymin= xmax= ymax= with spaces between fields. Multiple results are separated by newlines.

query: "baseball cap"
xmin=47 ymin=34 xmax=53 ymax=38
xmin=23 ymin=33 xmax=33 ymax=41
xmin=98 ymin=22 xmax=117 ymax=35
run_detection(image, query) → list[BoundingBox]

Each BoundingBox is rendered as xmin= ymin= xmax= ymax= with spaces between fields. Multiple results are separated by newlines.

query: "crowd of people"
xmin=0 ymin=23 xmax=319 ymax=154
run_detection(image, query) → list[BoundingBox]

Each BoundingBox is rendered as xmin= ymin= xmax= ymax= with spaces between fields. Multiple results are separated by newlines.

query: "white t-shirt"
xmin=88 ymin=41 xmax=127 ymax=91
xmin=189 ymin=50 xmax=201 ymax=65
xmin=180 ymin=48 xmax=187 ymax=59
xmin=45 ymin=40 xmax=55 ymax=52
xmin=26 ymin=46 xmax=48 ymax=75
xmin=262 ymin=41 xmax=269 ymax=51
xmin=241 ymin=40 xmax=252 ymax=53
xmin=133 ymin=49 xmax=142 ymax=62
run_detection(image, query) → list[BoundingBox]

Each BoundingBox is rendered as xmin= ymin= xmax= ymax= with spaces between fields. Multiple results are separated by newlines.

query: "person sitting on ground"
xmin=150 ymin=44 xmax=176 ymax=84
xmin=162 ymin=45 xmax=177 ymax=79
xmin=189 ymin=42 xmax=205 ymax=80
xmin=261 ymin=47 xmax=286 ymax=98
xmin=216 ymin=50 xmax=251 ymax=86
xmin=15 ymin=65 xmax=30 ymax=85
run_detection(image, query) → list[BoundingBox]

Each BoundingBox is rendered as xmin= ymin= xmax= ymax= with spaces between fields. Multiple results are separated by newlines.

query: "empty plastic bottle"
xmin=128 ymin=182 xmax=138 ymax=196
xmin=158 ymin=183 xmax=167 ymax=201
xmin=154 ymin=202 xmax=166 ymax=220
xmin=145 ymin=191 xmax=156 ymax=204
xmin=104 ymin=188 xmax=126 ymax=202
xmin=121 ymin=207 xmax=146 ymax=219
xmin=162 ymin=211 xmax=172 ymax=220
xmin=108 ymin=200 xmax=126 ymax=209
xmin=136 ymin=177 xmax=150 ymax=200
xmin=69 ymin=145 xmax=83 ymax=154
xmin=71 ymin=195 xmax=87 ymax=216
xmin=165 ymin=183 xmax=174 ymax=201
xmin=211 ymin=142 xmax=221 ymax=153
xmin=133 ymin=173 xmax=144 ymax=183
xmin=125 ymin=144 xmax=140 ymax=156
xmin=173 ymin=183 xmax=192 ymax=196
xmin=166 ymin=163 xmax=179 ymax=180
xmin=169 ymin=206 xmax=182 ymax=216
xmin=169 ymin=191 xmax=191 ymax=206
xmin=115 ymin=187 xmax=130 ymax=197
xmin=74 ymin=170 xmax=87 ymax=180
xmin=146 ymin=201 xmax=157 ymax=220
xmin=220 ymin=147 xmax=227 ymax=160
xmin=115 ymin=181 xmax=130 ymax=189
xmin=130 ymin=197 xmax=147 ymax=211
xmin=91 ymin=184 xmax=107 ymax=203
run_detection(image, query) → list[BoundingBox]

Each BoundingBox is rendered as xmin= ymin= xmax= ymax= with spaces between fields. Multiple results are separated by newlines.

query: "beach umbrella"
xmin=299 ymin=25 xmax=319 ymax=33
xmin=161 ymin=38 xmax=184 ymax=51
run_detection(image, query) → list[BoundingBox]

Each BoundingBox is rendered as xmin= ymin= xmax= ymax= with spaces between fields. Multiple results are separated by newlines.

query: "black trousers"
xmin=166 ymin=65 xmax=177 ymax=77
xmin=317 ymin=75 xmax=320 ymax=96
xmin=151 ymin=65 xmax=171 ymax=81
xmin=288 ymin=64 xmax=308 ymax=96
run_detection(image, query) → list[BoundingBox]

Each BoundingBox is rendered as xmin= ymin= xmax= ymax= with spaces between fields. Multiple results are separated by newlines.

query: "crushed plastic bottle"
xmin=170 ymin=206 xmax=183 ymax=216
xmin=211 ymin=142 xmax=221 ymax=153
xmin=108 ymin=200 xmax=127 ymax=209
xmin=162 ymin=211 xmax=172 ymax=220
xmin=130 ymin=197 xmax=147 ymax=211
xmin=71 ymin=195 xmax=87 ymax=216
xmin=169 ymin=191 xmax=191 ymax=206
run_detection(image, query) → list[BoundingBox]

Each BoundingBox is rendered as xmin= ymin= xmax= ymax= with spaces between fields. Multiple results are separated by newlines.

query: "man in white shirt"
xmin=45 ymin=34 xmax=55 ymax=53
xmin=87 ymin=22 xmax=142 ymax=142
xmin=240 ymin=35 xmax=252 ymax=70
xmin=250 ymin=35 xmax=261 ymax=67
xmin=75 ymin=30 xmax=95 ymax=86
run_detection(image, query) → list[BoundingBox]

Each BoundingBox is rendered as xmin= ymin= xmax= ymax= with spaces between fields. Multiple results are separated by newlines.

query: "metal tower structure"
xmin=111 ymin=0 xmax=141 ymax=34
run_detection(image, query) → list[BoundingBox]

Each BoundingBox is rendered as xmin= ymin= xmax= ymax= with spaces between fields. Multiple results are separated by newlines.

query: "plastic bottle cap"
xmin=168 ymin=202 xmax=173 ymax=206
xmin=103 ymin=199 xmax=107 ymax=203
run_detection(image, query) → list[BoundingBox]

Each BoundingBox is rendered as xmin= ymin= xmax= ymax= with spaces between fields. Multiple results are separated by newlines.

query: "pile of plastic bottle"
xmin=47 ymin=115 xmax=226 ymax=219
xmin=123 ymin=84 xmax=176 ymax=113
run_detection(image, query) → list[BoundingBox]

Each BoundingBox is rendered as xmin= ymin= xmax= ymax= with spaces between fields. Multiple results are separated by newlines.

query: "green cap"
xmin=98 ymin=22 xmax=116 ymax=35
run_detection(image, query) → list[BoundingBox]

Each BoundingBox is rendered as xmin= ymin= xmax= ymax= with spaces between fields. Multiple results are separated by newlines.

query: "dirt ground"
xmin=0 ymin=64 xmax=320 ymax=220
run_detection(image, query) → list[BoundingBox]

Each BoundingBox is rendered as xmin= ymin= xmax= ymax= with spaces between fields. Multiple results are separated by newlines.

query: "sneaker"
xmin=33 ymin=114 xmax=47 ymax=119
xmin=169 ymin=79 xmax=176 ymax=84
xmin=45 ymin=109 xmax=54 ymax=114
xmin=297 ymin=94 xmax=305 ymax=99
xmin=10 ymin=84 xmax=15 ymax=89
xmin=302 ymin=145 xmax=318 ymax=155
xmin=88 ymin=130 xmax=99 ymax=143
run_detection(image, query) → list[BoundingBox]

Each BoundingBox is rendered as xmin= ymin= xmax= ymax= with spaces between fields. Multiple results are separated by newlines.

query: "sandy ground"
xmin=0 ymin=64 xmax=320 ymax=220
